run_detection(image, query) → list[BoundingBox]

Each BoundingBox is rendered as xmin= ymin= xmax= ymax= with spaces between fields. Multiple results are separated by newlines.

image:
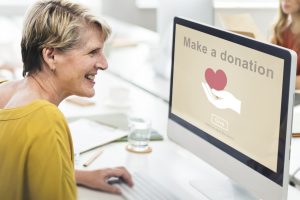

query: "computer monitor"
xmin=168 ymin=17 xmax=296 ymax=200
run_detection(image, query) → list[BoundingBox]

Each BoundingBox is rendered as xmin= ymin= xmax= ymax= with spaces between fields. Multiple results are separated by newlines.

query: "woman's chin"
xmin=85 ymin=91 xmax=95 ymax=98
xmin=76 ymin=89 xmax=95 ymax=98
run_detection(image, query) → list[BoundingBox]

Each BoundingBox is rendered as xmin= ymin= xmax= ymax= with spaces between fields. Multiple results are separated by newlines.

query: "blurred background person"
xmin=271 ymin=0 xmax=300 ymax=89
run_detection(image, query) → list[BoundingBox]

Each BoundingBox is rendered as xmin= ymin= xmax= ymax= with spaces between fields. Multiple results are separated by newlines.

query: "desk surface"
xmin=59 ymin=71 xmax=300 ymax=200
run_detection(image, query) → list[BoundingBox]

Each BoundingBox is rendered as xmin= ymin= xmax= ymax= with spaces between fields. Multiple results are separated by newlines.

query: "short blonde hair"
xmin=21 ymin=0 xmax=111 ymax=77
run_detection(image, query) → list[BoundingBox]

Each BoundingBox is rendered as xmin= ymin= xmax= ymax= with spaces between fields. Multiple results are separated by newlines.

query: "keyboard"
xmin=112 ymin=172 xmax=181 ymax=200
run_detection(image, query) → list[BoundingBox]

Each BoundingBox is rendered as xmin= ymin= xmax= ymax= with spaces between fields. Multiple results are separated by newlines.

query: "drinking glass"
xmin=126 ymin=118 xmax=152 ymax=153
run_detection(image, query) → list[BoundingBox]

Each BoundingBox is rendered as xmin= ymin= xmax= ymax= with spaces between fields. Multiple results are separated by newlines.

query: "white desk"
xmin=59 ymin=71 xmax=300 ymax=200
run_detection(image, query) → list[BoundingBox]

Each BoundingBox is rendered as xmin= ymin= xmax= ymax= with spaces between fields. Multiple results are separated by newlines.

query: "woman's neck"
xmin=27 ymin=72 xmax=65 ymax=106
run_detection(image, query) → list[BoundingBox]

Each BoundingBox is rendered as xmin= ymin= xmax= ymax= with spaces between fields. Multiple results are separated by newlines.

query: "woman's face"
xmin=281 ymin=0 xmax=300 ymax=15
xmin=53 ymin=24 xmax=108 ymax=98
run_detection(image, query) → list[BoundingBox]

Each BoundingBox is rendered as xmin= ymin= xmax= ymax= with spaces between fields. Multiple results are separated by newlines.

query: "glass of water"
xmin=126 ymin=118 xmax=152 ymax=153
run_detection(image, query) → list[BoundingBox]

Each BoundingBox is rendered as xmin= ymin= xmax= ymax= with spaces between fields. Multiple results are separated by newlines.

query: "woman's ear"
xmin=42 ymin=47 xmax=56 ymax=71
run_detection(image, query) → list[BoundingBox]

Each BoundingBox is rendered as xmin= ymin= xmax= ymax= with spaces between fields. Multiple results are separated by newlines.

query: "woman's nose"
xmin=96 ymin=54 xmax=108 ymax=70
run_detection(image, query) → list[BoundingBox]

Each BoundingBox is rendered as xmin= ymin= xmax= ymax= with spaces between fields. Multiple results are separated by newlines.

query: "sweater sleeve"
xmin=25 ymin=105 xmax=76 ymax=200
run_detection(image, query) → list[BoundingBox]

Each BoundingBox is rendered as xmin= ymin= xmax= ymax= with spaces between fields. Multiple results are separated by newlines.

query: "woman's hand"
xmin=75 ymin=167 xmax=133 ymax=194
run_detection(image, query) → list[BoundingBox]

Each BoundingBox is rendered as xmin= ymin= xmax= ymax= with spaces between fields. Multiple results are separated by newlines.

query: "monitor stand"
xmin=189 ymin=175 xmax=258 ymax=200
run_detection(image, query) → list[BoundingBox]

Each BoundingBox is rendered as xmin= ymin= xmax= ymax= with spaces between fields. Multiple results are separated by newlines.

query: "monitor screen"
xmin=168 ymin=17 xmax=296 ymax=200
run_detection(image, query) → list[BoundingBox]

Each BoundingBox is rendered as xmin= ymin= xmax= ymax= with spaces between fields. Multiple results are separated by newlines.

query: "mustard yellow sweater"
xmin=0 ymin=100 xmax=76 ymax=200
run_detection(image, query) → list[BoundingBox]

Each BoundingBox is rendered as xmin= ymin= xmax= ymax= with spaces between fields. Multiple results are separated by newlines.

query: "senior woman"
xmin=0 ymin=0 xmax=133 ymax=199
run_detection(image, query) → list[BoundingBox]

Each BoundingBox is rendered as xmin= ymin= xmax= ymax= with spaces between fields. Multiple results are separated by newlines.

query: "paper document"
xmin=293 ymin=105 xmax=300 ymax=134
xmin=293 ymin=92 xmax=300 ymax=134
xmin=69 ymin=118 xmax=128 ymax=153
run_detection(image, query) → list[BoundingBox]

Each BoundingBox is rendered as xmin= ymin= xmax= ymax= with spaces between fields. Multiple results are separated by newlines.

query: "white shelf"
xmin=214 ymin=0 xmax=278 ymax=9
xmin=135 ymin=0 xmax=158 ymax=9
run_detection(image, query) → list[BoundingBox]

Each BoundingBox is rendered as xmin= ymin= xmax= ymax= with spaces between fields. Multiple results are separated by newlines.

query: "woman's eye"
xmin=89 ymin=48 xmax=102 ymax=56
xmin=90 ymin=50 xmax=97 ymax=55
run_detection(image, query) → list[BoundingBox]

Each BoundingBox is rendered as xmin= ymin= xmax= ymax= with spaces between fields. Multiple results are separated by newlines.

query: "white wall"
xmin=101 ymin=0 xmax=156 ymax=31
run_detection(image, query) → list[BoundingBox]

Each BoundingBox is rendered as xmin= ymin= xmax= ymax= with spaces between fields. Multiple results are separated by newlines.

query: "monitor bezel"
xmin=169 ymin=17 xmax=294 ymax=186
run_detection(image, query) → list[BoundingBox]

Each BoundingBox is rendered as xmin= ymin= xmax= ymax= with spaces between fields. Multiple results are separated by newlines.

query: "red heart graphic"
xmin=205 ymin=68 xmax=227 ymax=91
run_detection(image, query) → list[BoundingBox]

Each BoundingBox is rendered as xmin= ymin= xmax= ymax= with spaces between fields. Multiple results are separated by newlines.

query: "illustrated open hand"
xmin=202 ymin=82 xmax=241 ymax=114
